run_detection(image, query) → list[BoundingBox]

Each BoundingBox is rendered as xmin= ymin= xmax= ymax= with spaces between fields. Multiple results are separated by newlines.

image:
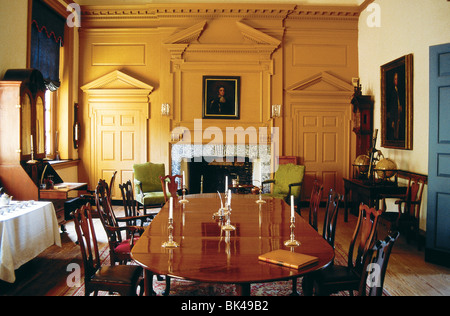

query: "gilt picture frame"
xmin=202 ymin=76 xmax=240 ymax=120
xmin=380 ymin=54 xmax=413 ymax=150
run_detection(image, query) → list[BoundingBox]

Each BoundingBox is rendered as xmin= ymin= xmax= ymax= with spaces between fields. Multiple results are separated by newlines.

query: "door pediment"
xmin=286 ymin=72 xmax=354 ymax=96
xmin=81 ymin=70 xmax=154 ymax=92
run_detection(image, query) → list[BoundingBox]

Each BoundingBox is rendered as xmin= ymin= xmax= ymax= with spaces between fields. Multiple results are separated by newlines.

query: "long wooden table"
xmin=131 ymin=194 xmax=334 ymax=296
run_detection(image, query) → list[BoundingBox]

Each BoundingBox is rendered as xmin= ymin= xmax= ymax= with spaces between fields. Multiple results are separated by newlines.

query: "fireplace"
xmin=171 ymin=144 xmax=271 ymax=194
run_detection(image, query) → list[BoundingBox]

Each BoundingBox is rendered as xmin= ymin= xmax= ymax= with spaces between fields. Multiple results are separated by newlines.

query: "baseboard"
xmin=425 ymin=248 xmax=450 ymax=268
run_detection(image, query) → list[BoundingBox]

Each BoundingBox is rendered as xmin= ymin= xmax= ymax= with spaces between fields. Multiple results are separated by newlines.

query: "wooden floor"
xmin=1 ymin=204 xmax=449 ymax=296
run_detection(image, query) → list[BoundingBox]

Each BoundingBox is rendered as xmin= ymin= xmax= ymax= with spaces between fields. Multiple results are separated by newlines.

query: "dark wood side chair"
xmin=307 ymin=203 xmax=382 ymax=296
xmin=322 ymin=188 xmax=342 ymax=248
xmin=359 ymin=231 xmax=400 ymax=296
xmin=160 ymin=174 xmax=184 ymax=203
xmin=308 ymin=180 xmax=323 ymax=231
xmin=118 ymin=180 xmax=156 ymax=226
xmin=95 ymin=179 xmax=145 ymax=266
xmin=300 ymin=188 xmax=341 ymax=295
xmin=78 ymin=171 xmax=117 ymax=218
xmin=72 ymin=203 xmax=143 ymax=296
xmin=381 ymin=176 xmax=425 ymax=249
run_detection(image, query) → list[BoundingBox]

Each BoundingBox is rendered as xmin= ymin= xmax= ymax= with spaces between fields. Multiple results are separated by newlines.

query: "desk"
xmin=0 ymin=201 xmax=61 ymax=283
xmin=131 ymin=194 xmax=334 ymax=296
xmin=40 ymin=182 xmax=88 ymax=230
xmin=343 ymin=178 xmax=407 ymax=222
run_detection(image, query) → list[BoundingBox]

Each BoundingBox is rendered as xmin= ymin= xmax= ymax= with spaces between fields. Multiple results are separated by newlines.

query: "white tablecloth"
xmin=0 ymin=201 xmax=62 ymax=283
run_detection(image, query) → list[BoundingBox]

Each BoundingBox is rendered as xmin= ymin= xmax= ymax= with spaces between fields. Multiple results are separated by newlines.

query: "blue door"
xmin=427 ymin=43 xmax=450 ymax=267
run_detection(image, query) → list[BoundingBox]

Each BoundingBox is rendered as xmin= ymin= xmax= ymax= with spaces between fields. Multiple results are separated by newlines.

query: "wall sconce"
xmin=161 ymin=103 xmax=171 ymax=116
xmin=271 ymin=104 xmax=281 ymax=118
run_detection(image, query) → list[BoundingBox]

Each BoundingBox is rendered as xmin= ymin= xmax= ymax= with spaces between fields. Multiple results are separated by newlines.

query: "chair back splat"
xmin=360 ymin=231 xmax=400 ymax=296
xmin=308 ymin=180 xmax=323 ymax=231
xmin=160 ymin=174 xmax=183 ymax=203
xmin=322 ymin=188 xmax=342 ymax=248
xmin=348 ymin=204 xmax=382 ymax=272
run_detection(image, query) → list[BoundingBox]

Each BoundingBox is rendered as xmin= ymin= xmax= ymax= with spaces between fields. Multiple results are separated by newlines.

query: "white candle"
xmin=183 ymin=171 xmax=186 ymax=188
xmin=169 ymin=197 xmax=173 ymax=220
xmin=225 ymin=176 xmax=228 ymax=192
xmin=30 ymin=135 xmax=34 ymax=151
xmin=227 ymin=189 xmax=232 ymax=207
xmin=290 ymin=195 xmax=295 ymax=219
xmin=260 ymin=163 xmax=262 ymax=186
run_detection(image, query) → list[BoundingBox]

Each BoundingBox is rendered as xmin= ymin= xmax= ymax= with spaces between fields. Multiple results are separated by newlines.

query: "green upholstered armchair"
xmin=263 ymin=163 xmax=305 ymax=214
xmin=133 ymin=162 xmax=166 ymax=212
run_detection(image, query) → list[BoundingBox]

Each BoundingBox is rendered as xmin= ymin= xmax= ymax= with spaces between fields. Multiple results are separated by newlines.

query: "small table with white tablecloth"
xmin=0 ymin=201 xmax=62 ymax=283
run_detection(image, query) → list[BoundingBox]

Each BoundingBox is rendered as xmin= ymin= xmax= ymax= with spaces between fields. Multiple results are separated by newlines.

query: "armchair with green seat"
xmin=133 ymin=162 xmax=167 ymax=213
xmin=262 ymin=163 xmax=305 ymax=214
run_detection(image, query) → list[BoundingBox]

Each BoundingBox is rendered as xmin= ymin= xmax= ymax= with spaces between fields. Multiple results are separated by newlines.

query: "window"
xmin=44 ymin=90 xmax=54 ymax=156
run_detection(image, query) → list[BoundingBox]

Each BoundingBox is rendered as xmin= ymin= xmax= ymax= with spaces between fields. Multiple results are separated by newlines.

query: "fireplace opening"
xmin=187 ymin=156 xmax=252 ymax=194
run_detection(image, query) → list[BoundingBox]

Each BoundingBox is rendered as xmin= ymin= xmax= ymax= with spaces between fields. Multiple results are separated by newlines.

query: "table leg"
xmin=144 ymin=270 xmax=155 ymax=296
xmin=236 ymin=283 xmax=251 ymax=296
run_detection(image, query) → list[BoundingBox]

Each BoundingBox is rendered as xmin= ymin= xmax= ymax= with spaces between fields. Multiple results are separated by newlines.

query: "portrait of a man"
xmin=381 ymin=54 xmax=413 ymax=150
xmin=203 ymin=76 xmax=240 ymax=119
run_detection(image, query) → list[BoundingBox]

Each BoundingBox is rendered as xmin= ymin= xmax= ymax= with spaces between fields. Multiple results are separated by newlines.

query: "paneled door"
xmin=93 ymin=107 xmax=147 ymax=200
xmin=291 ymin=104 xmax=351 ymax=198
xmin=427 ymin=43 xmax=450 ymax=266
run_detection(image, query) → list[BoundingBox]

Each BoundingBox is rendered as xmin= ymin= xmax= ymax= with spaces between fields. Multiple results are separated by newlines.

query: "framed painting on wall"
xmin=202 ymin=76 xmax=240 ymax=119
xmin=380 ymin=54 xmax=413 ymax=150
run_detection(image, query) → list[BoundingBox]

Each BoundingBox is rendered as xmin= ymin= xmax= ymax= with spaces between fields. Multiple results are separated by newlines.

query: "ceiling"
xmin=76 ymin=0 xmax=366 ymax=7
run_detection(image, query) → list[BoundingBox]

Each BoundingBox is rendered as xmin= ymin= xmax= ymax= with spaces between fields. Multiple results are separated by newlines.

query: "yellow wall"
xmin=0 ymin=0 xmax=29 ymax=79
xmin=77 ymin=3 xmax=360 ymax=187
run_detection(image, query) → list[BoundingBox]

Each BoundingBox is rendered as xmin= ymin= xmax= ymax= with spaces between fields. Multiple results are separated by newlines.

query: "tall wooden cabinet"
xmin=0 ymin=69 xmax=67 ymax=225
xmin=351 ymin=87 xmax=374 ymax=157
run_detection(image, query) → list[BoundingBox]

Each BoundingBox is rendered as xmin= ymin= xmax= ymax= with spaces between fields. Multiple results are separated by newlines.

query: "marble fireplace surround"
xmin=171 ymin=144 xmax=273 ymax=193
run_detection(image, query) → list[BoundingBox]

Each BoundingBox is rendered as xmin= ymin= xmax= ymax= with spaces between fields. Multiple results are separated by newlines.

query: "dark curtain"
xmin=30 ymin=0 xmax=65 ymax=91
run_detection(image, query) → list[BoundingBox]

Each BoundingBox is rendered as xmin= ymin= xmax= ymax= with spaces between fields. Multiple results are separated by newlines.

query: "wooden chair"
xmin=300 ymin=188 xmax=341 ymax=295
xmin=119 ymin=180 xmax=156 ymax=226
xmin=95 ymin=179 xmax=146 ymax=266
xmin=322 ymin=188 xmax=342 ymax=248
xmin=160 ymin=174 xmax=183 ymax=203
xmin=308 ymin=180 xmax=323 ymax=231
xmin=308 ymin=204 xmax=382 ymax=296
xmin=359 ymin=231 xmax=400 ymax=296
xmin=117 ymin=179 xmax=171 ymax=295
xmin=79 ymin=171 xmax=117 ymax=218
xmin=72 ymin=203 xmax=143 ymax=296
xmin=381 ymin=176 xmax=425 ymax=249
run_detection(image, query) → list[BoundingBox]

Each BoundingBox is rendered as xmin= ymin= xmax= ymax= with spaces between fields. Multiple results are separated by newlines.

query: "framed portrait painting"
xmin=203 ymin=76 xmax=240 ymax=119
xmin=380 ymin=54 xmax=413 ymax=150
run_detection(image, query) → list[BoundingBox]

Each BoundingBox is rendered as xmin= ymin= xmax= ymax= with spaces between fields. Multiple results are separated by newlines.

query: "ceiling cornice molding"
xmin=79 ymin=3 xmax=359 ymax=22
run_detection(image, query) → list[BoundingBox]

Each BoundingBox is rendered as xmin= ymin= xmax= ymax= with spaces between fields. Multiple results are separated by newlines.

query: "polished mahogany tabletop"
xmin=131 ymin=193 xmax=334 ymax=295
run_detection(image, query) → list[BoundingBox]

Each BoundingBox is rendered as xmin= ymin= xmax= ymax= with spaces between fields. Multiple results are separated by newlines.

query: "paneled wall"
xmin=77 ymin=3 xmax=360 ymax=197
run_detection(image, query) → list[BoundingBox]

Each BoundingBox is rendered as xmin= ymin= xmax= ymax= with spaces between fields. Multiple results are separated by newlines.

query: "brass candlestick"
xmin=284 ymin=218 xmax=300 ymax=247
xmin=162 ymin=218 xmax=179 ymax=248
xmin=221 ymin=206 xmax=236 ymax=231
xmin=27 ymin=149 xmax=38 ymax=164
xmin=179 ymin=187 xmax=189 ymax=204
xmin=256 ymin=188 xmax=266 ymax=204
